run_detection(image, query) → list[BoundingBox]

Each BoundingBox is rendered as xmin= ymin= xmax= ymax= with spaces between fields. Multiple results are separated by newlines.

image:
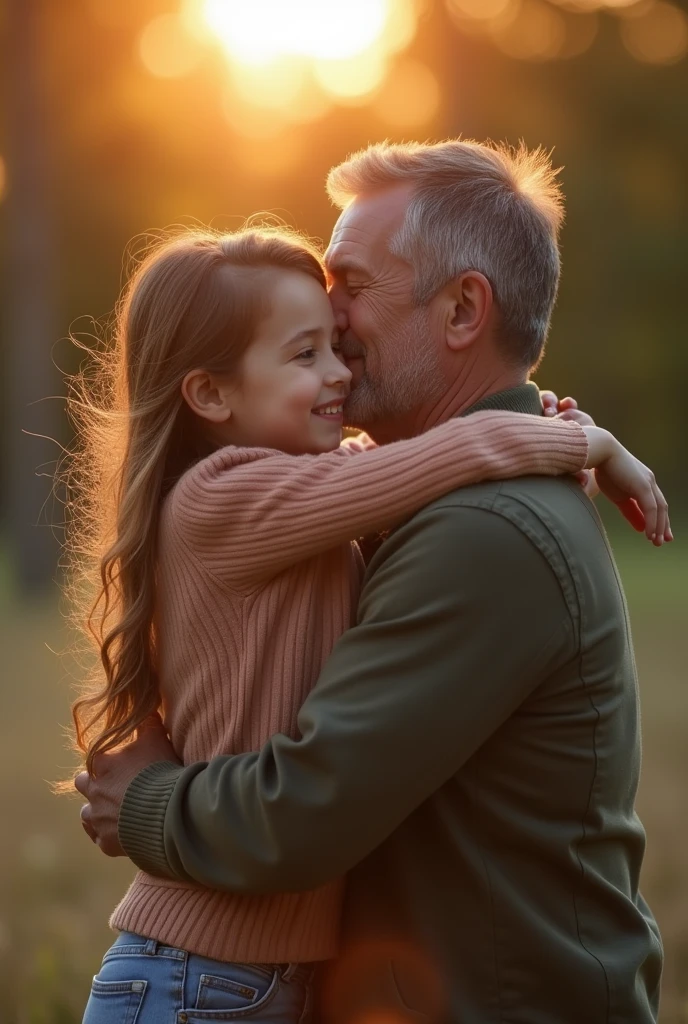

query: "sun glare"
xmin=201 ymin=0 xmax=390 ymax=65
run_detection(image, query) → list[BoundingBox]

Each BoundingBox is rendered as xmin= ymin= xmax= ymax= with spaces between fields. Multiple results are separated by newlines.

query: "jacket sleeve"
xmin=119 ymin=495 xmax=575 ymax=891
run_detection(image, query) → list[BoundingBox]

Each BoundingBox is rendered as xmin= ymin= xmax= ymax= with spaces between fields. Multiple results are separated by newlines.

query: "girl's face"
xmin=224 ymin=270 xmax=352 ymax=455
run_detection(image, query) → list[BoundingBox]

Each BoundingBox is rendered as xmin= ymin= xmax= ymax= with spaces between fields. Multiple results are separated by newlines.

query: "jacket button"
xmin=179 ymin=1015 xmax=188 ymax=1023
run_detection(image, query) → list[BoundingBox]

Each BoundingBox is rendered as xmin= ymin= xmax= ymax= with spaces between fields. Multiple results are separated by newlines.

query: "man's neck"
xmin=369 ymin=366 xmax=529 ymax=445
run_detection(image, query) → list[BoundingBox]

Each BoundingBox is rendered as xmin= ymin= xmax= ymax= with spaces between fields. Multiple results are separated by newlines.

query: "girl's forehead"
xmin=250 ymin=272 xmax=334 ymax=348
xmin=266 ymin=271 xmax=333 ymax=319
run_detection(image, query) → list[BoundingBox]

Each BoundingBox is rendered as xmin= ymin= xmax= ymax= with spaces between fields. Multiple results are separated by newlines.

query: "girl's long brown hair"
xmin=64 ymin=227 xmax=326 ymax=776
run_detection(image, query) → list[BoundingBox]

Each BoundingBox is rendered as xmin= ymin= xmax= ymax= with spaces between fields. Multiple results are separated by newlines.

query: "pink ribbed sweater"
xmin=110 ymin=411 xmax=587 ymax=963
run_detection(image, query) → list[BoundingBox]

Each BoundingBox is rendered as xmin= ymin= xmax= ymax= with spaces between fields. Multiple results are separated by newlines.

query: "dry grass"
xmin=0 ymin=526 xmax=686 ymax=1023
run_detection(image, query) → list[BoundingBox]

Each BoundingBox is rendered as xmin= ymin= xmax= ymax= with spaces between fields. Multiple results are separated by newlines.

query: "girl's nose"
xmin=325 ymin=359 xmax=352 ymax=386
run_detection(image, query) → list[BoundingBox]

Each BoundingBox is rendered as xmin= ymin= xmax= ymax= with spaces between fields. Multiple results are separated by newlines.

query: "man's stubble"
xmin=343 ymin=306 xmax=445 ymax=433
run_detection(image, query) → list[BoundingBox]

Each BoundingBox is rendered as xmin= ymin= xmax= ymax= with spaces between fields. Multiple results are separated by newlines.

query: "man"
xmin=78 ymin=140 xmax=663 ymax=1022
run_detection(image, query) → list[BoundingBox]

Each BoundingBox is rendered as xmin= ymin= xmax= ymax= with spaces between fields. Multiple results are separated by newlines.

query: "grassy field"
xmin=0 ymin=524 xmax=686 ymax=1023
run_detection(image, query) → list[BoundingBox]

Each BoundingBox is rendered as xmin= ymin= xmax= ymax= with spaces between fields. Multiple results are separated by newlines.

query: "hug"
xmin=71 ymin=139 xmax=668 ymax=1024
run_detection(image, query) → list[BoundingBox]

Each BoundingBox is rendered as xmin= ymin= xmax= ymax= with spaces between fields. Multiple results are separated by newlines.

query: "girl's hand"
xmin=540 ymin=391 xmax=599 ymax=497
xmin=582 ymin=427 xmax=672 ymax=546
xmin=540 ymin=391 xmax=594 ymax=426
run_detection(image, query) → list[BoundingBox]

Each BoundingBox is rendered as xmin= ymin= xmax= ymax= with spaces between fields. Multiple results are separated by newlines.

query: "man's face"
xmin=325 ymin=184 xmax=443 ymax=431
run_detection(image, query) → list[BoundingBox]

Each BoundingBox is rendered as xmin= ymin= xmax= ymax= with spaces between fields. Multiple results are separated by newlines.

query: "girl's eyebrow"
xmin=281 ymin=327 xmax=322 ymax=349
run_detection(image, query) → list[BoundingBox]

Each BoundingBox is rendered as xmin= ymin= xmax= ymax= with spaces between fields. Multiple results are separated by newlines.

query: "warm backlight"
xmin=202 ymin=0 xmax=389 ymax=64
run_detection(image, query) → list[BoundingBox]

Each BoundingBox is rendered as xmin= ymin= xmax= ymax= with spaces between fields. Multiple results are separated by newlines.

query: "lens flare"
xmin=138 ymin=14 xmax=202 ymax=78
xmin=230 ymin=58 xmax=308 ymax=111
xmin=314 ymin=48 xmax=388 ymax=103
xmin=202 ymin=0 xmax=389 ymax=64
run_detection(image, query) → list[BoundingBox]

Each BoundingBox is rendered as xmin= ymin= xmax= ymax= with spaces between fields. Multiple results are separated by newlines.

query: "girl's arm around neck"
xmin=172 ymin=411 xmax=587 ymax=588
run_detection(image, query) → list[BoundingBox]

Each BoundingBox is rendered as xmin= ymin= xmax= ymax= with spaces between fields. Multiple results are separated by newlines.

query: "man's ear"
xmin=181 ymin=369 xmax=233 ymax=423
xmin=442 ymin=271 xmax=493 ymax=352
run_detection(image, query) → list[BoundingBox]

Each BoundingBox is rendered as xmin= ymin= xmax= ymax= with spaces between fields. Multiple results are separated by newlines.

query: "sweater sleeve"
xmin=171 ymin=411 xmax=587 ymax=587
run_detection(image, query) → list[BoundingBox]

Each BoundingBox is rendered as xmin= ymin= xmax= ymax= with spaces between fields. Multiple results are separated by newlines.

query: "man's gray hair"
xmin=326 ymin=139 xmax=564 ymax=370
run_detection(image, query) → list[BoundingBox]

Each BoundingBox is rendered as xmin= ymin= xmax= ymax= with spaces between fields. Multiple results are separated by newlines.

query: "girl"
xmin=69 ymin=228 xmax=666 ymax=1024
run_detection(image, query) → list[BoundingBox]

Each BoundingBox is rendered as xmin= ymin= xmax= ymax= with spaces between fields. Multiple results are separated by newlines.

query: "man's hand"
xmin=75 ymin=713 xmax=180 ymax=857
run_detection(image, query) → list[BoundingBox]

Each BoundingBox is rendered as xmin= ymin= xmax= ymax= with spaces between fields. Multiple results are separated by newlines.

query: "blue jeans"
xmin=83 ymin=932 xmax=315 ymax=1024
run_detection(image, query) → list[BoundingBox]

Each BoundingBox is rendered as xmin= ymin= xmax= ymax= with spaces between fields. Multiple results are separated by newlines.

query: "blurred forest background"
xmin=0 ymin=0 xmax=686 ymax=1020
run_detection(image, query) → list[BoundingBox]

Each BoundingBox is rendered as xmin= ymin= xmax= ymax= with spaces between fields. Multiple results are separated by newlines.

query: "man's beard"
xmin=343 ymin=307 xmax=444 ymax=430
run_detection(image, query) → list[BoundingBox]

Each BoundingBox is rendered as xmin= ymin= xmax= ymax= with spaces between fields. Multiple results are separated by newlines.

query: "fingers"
xmin=635 ymin=479 xmax=658 ymax=542
xmin=557 ymin=409 xmax=596 ymax=427
xmin=652 ymin=478 xmax=671 ymax=544
xmin=542 ymin=392 xmax=581 ymax=418
xmin=576 ymin=469 xmax=600 ymax=499
xmin=74 ymin=770 xmax=91 ymax=798
xmin=634 ymin=472 xmax=670 ymax=546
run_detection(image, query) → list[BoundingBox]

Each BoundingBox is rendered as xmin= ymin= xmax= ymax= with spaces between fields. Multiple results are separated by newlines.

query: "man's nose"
xmin=334 ymin=309 xmax=349 ymax=333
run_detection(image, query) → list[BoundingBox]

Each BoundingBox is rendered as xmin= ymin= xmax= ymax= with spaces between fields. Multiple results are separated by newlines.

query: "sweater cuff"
xmin=118 ymin=760 xmax=185 ymax=877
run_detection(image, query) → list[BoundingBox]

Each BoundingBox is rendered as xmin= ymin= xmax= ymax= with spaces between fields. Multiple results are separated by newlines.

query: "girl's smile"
xmin=312 ymin=399 xmax=346 ymax=423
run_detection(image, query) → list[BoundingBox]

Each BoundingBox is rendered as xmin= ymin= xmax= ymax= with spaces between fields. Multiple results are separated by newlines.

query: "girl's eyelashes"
xmin=295 ymin=347 xmax=317 ymax=362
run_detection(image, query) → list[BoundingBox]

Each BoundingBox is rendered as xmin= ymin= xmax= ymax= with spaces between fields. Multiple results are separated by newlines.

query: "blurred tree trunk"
xmin=3 ymin=0 xmax=60 ymax=594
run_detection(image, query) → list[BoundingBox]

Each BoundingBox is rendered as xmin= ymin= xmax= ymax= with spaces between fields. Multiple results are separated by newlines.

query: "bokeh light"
xmin=138 ymin=13 xmax=202 ymax=78
xmin=447 ymin=0 xmax=514 ymax=19
xmin=620 ymin=1 xmax=688 ymax=64
xmin=372 ymin=59 xmax=441 ymax=125
xmin=490 ymin=0 xmax=568 ymax=60
xmin=230 ymin=58 xmax=309 ymax=112
xmin=201 ymin=0 xmax=389 ymax=64
xmin=314 ymin=49 xmax=388 ymax=104
xmin=174 ymin=0 xmax=428 ymax=130
xmin=386 ymin=0 xmax=421 ymax=53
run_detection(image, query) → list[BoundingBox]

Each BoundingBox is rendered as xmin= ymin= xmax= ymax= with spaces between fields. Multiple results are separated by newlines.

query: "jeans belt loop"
xmin=143 ymin=938 xmax=158 ymax=956
xmin=281 ymin=963 xmax=298 ymax=981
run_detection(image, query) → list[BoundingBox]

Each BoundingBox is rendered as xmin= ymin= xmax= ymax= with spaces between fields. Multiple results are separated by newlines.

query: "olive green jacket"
xmin=120 ymin=383 xmax=662 ymax=1023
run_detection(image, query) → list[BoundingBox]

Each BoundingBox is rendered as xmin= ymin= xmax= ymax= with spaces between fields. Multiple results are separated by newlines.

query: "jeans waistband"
xmin=114 ymin=934 xmax=317 ymax=983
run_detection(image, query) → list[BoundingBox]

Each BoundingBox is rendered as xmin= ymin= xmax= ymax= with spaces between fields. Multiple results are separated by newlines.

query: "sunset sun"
xmin=201 ymin=0 xmax=389 ymax=65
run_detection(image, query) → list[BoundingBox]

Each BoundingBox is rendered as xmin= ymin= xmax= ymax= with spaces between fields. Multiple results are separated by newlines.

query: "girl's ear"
xmin=181 ymin=369 xmax=232 ymax=423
